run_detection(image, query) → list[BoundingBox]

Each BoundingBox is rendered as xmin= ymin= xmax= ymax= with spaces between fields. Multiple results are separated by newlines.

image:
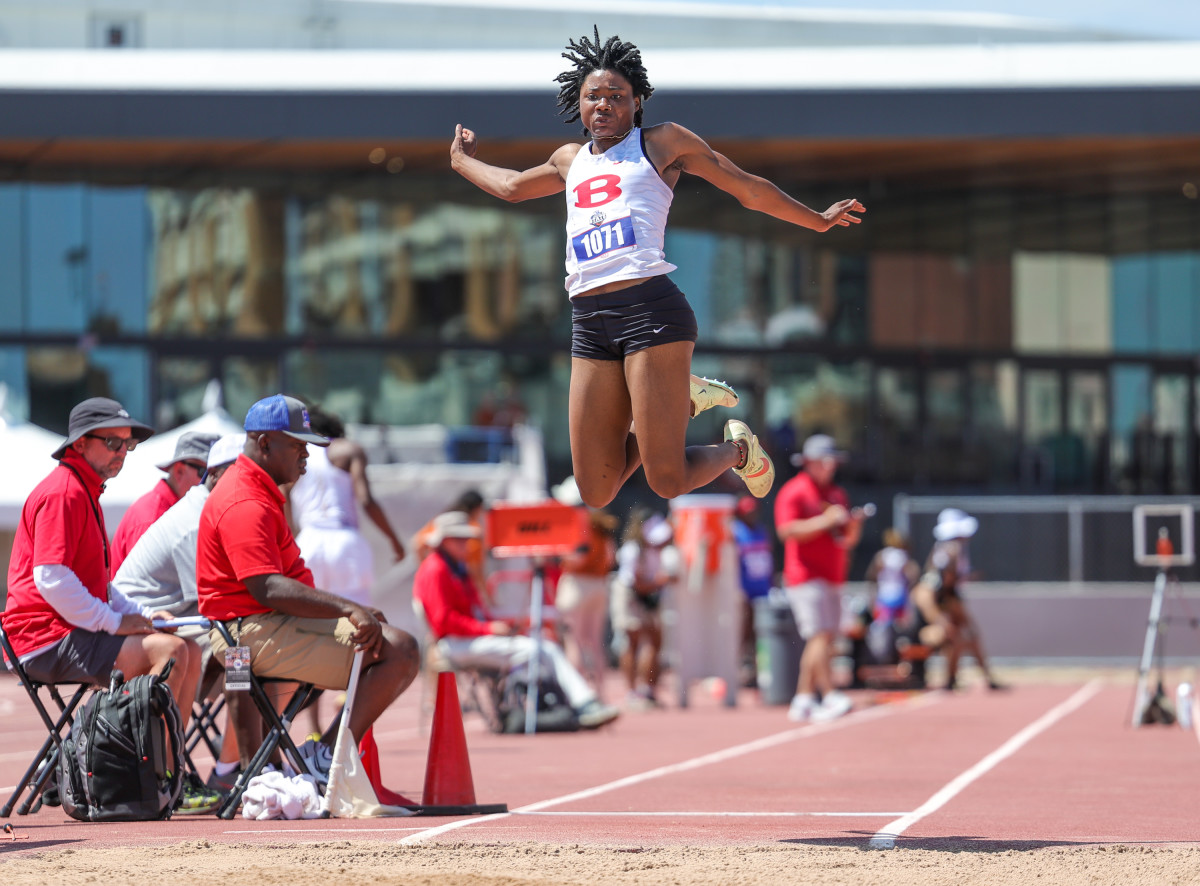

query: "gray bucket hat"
xmin=53 ymin=397 xmax=154 ymax=460
xmin=155 ymin=431 xmax=221 ymax=471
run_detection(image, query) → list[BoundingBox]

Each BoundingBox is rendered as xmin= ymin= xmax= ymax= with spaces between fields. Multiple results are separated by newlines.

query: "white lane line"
xmin=227 ymin=827 xmax=430 ymax=834
xmin=225 ymin=821 xmax=432 ymax=825
xmin=400 ymin=693 xmax=939 ymax=845
xmin=868 ymin=679 xmax=1104 ymax=850
xmin=515 ymin=810 xmax=909 ymax=817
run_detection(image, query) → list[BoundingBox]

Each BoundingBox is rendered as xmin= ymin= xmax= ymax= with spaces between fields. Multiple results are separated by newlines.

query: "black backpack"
xmin=57 ymin=662 xmax=184 ymax=821
xmin=497 ymin=664 xmax=580 ymax=734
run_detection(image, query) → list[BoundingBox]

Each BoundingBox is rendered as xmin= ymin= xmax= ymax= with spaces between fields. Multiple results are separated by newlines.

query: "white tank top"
xmin=290 ymin=445 xmax=359 ymax=532
xmin=563 ymin=128 xmax=677 ymax=297
xmin=875 ymin=546 xmax=911 ymax=609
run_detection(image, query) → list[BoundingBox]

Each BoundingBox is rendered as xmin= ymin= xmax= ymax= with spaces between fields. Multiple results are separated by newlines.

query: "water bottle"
xmin=1176 ymin=683 xmax=1193 ymax=730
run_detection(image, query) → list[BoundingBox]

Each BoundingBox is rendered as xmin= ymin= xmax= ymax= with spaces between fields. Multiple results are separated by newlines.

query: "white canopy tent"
xmin=98 ymin=407 xmax=245 ymax=526
xmin=0 ymin=414 xmax=69 ymax=528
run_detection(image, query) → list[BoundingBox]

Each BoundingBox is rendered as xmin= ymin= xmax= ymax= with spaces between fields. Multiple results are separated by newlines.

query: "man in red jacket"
xmin=413 ymin=511 xmax=618 ymax=730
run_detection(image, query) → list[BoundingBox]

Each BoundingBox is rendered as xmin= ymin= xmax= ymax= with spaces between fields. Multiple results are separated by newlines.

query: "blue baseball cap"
xmin=243 ymin=395 xmax=330 ymax=446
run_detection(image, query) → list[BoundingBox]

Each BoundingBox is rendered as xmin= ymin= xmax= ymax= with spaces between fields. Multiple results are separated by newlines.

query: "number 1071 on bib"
xmin=572 ymin=216 xmax=636 ymax=262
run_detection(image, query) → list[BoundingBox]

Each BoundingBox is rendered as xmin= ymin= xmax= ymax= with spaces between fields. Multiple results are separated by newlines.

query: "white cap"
xmin=642 ymin=514 xmax=673 ymax=547
xmin=551 ymin=475 xmax=583 ymax=507
xmin=206 ymin=433 xmax=246 ymax=470
xmin=933 ymin=508 xmax=979 ymax=541
xmin=429 ymin=510 xmax=482 ymax=546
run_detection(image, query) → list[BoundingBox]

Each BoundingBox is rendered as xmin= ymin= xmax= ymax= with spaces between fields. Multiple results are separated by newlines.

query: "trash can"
xmin=754 ymin=590 xmax=803 ymax=705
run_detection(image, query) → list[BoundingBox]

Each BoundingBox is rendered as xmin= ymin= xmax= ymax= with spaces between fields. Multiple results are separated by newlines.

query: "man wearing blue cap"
xmin=196 ymin=395 xmax=419 ymax=780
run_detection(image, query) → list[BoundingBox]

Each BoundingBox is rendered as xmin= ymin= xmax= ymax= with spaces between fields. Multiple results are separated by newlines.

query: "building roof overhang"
xmin=1 ymin=44 xmax=1198 ymax=189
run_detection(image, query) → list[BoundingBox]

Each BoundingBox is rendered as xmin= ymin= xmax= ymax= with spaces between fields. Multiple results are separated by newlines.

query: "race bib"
xmin=572 ymin=215 xmax=636 ymax=263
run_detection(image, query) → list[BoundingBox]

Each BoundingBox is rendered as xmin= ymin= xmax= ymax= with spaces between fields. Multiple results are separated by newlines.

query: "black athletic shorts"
xmin=570 ymin=275 xmax=698 ymax=360
xmin=19 ymin=629 xmax=126 ymax=685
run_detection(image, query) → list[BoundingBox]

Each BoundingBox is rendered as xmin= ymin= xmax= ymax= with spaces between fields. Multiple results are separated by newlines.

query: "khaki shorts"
xmin=208 ymin=612 xmax=356 ymax=690
xmin=785 ymin=579 xmax=842 ymax=640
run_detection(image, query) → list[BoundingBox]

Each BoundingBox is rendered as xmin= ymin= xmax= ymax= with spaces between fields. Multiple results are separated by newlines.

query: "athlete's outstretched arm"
xmin=650 ymin=123 xmax=863 ymax=232
xmin=450 ymin=124 xmax=576 ymax=202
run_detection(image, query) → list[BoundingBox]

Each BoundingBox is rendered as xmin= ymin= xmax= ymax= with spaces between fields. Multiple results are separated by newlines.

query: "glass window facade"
xmin=3 ymin=174 xmax=1200 ymax=491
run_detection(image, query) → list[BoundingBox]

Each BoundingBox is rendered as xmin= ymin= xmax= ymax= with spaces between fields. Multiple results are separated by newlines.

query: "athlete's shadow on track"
xmin=0 ymin=833 xmax=87 ymax=854
xmin=783 ymin=836 xmax=1148 ymax=852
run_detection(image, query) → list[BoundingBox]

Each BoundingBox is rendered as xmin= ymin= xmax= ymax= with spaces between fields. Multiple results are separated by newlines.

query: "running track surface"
xmin=2 ymin=670 xmax=1197 ymax=855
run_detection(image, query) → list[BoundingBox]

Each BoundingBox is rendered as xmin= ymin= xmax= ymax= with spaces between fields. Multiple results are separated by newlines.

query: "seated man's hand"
xmin=347 ymin=605 xmax=384 ymax=658
xmin=488 ymin=620 xmax=514 ymax=637
xmin=150 ymin=609 xmax=178 ymax=631
xmin=116 ymin=613 xmax=155 ymax=635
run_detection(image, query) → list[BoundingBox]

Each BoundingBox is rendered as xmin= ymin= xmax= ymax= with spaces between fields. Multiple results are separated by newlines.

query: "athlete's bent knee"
xmin=644 ymin=468 xmax=688 ymax=501
xmin=576 ymin=477 xmax=619 ymax=509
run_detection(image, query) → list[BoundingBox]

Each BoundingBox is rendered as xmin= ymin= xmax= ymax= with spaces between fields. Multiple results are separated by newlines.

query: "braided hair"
xmin=555 ymin=26 xmax=654 ymax=134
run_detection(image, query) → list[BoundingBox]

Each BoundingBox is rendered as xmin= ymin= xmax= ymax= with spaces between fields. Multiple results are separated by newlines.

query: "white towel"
xmin=241 ymin=770 xmax=324 ymax=820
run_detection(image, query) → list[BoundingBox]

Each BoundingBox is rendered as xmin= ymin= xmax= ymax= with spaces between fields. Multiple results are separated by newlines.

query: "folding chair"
xmin=412 ymin=600 xmax=504 ymax=735
xmin=0 ymin=625 xmax=93 ymax=817
xmin=209 ymin=619 xmax=321 ymax=820
xmin=184 ymin=649 xmax=227 ymax=761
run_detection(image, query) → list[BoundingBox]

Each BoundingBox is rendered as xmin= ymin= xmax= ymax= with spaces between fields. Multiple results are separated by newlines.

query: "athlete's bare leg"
xmin=571 ymin=342 xmax=743 ymax=506
xmin=625 ymin=341 xmax=741 ymax=501
xmin=570 ymin=357 xmax=642 ymax=508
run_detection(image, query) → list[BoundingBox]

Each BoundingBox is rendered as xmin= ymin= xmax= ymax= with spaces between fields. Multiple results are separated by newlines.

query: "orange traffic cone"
xmin=358 ymin=727 xmax=418 ymax=807
xmin=421 ymin=671 xmax=507 ymax=815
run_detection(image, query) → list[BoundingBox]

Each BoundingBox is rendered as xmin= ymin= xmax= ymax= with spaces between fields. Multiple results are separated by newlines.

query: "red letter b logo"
xmin=573 ymin=175 xmax=622 ymax=209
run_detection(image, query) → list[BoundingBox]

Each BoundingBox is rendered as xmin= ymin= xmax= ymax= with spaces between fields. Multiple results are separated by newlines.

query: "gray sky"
xmin=680 ymin=1 xmax=1200 ymax=40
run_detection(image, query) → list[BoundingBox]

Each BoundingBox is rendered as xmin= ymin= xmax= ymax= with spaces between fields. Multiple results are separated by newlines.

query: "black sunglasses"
xmin=84 ymin=433 xmax=138 ymax=452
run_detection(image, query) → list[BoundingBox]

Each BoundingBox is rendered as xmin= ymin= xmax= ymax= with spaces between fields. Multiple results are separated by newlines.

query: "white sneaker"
xmin=787 ymin=694 xmax=815 ymax=722
xmin=809 ymin=691 xmax=853 ymax=723
xmin=690 ymin=375 xmax=738 ymax=418
xmin=725 ymin=419 xmax=775 ymax=498
xmin=576 ymin=700 xmax=621 ymax=729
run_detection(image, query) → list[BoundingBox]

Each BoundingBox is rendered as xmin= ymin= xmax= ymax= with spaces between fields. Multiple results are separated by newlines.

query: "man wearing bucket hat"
xmin=912 ymin=508 xmax=1004 ymax=691
xmin=110 ymin=431 xmax=221 ymax=575
xmin=414 ymin=509 xmax=620 ymax=730
xmin=196 ymin=395 xmax=420 ymax=779
xmin=775 ymin=434 xmax=864 ymax=723
xmin=2 ymin=397 xmax=217 ymax=810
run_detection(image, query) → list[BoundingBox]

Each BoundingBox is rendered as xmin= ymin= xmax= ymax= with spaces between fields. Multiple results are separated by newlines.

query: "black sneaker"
xmin=206 ymin=766 xmax=241 ymax=794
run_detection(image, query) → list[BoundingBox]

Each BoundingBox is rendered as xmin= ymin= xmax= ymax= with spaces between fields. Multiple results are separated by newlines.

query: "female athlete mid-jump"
xmin=451 ymin=28 xmax=864 ymax=507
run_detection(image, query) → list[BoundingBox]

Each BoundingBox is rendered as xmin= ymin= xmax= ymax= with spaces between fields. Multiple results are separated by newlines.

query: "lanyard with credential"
xmin=61 ymin=461 xmax=110 ymax=577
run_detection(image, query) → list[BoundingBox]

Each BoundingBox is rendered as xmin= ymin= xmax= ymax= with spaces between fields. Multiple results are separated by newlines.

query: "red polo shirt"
xmin=775 ymin=471 xmax=850 ymax=586
xmin=110 ymin=479 xmax=180 ymax=576
xmin=196 ymin=455 xmax=314 ymax=621
xmin=413 ymin=550 xmax=492 ymax=639
xmin=2 ymin=450 xmax=111 ymax=659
